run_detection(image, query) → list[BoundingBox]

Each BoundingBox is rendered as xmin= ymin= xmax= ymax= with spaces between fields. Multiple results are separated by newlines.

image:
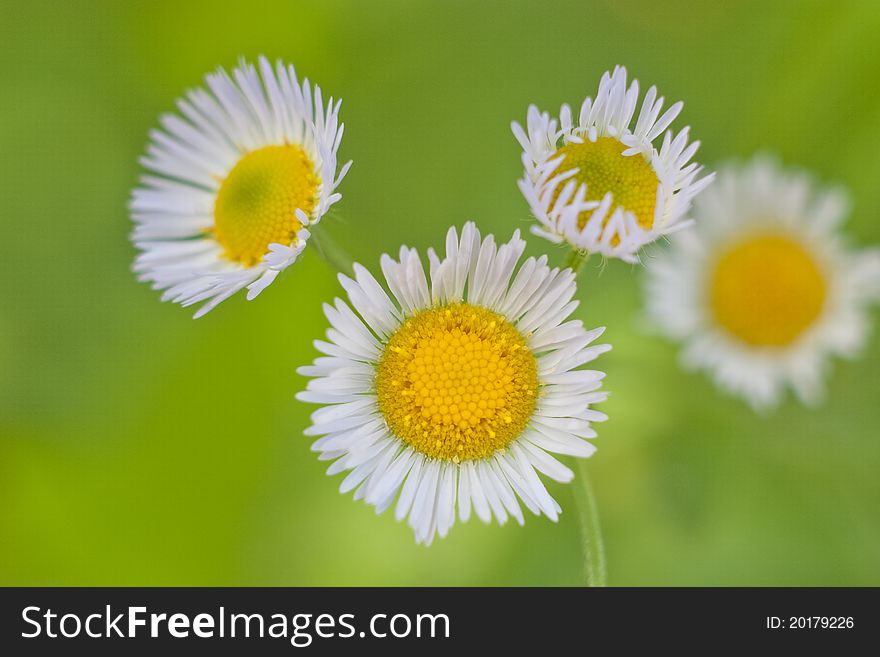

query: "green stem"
xmin=564 ymin=249 xmax=590 ymax=274
xmin=573 ymin=458 xmax=607 ymax=587
xmin=565 ymin=245 xmax=606 ymax=586
xmin=310 ymin=224 xmax=354 ymax=275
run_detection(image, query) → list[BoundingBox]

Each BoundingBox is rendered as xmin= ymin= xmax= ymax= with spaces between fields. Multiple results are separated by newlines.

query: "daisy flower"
xmin=644 ymin=157 xmax=880 ymax=410
xmin=298 ymin=223 xmax=610 ymax=544
xmin=130 ymin=56 xmax=351 ymax=318
xmin=513 ymin=66 xmax=714 ymax=262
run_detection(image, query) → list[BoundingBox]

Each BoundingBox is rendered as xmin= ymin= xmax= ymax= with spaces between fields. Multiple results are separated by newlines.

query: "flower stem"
xmin=564 ymin=249 xmax=590 ymax=274
xmin=573 ymin=458 xmax=607 ymax=587
xmin=564 ymin=246 xmax=607 ymax=586
xmin=310 ymin=224 xmax=354 ymax=275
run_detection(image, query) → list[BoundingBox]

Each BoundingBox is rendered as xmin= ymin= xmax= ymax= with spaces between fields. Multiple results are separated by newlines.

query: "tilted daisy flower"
xmin=644 ymin=157 xmax=880 ymax=410
xmin=513 ymin=66 xmax=714 ymax=262
xmin=298 ymin=223 xmax=610 ymax=544
xmin=130 ymin=56 xmax=351 ymax=318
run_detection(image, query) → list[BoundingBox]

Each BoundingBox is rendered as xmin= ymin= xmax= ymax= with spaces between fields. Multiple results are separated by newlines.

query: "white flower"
xmin=513 ymin=66 xmax=713 ymax=262
xmin=131 ymin=56 xmax=352 ymax=318
xmin=644 ymin=156 xmax=880 ymax=410
xmin=298 ymin=223 xmax=610 ymax=544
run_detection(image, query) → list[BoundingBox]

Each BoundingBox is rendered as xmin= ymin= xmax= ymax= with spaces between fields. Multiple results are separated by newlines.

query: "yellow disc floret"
xmin=376 ymin=303 xmax=539 ymax=462
xmin=553 ymin=136 xmax=659 ymax=232
xmin=710 ymin=234 xmax=827 ymax=347
xmin=213 ymin=144 xmax=319 ymax=267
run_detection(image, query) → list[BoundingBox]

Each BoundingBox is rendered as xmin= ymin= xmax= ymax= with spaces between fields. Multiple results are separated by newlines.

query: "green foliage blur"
xmin=2 ymin=0 xmax=879 ymax=586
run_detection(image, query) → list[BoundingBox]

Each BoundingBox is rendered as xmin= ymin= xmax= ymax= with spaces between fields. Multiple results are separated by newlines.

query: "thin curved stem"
xmin=310 ymin=224 xmax=354 ymax=275
xmin=573 ymin=458 xmax=607 ymax=587
xmin=564 ymin=249 xmax=590 ymax=274
xmin=563 ymin=247 xmax=607 ymax=586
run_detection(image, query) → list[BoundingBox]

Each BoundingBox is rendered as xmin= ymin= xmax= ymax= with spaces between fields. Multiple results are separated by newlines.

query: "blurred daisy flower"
xmin=644 ymin=157 xmax=880 ymax=410
xmin=513 ymin=66 xmax=713 ymax=262
xmin=130 ymin=56 xmax=351 ymax=318
xmin=298 ymin=223 xmax=610 ymax=544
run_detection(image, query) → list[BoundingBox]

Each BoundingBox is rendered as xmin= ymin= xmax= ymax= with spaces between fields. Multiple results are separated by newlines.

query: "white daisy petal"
xmin=464 ymin=461 xmax=492 ymax=524
xmin=395 ymin=456 xmax=425 ymax=522
xmin=477 ymin=461 xmax=509 ymax=525
xmin=510 ymin=443 xmax=561 ymax=520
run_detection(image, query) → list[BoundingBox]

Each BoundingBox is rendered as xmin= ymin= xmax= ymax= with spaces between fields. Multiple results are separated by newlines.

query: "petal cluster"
xmin=644 ymin=156 xmax=880 ymax=409
xmin=298 ymin=223 xmax=610 ymax=543
xmin=513 ymin=66 xmax=713 ymax=261
xmin=131 ymin=56 xmax=351 ymax=317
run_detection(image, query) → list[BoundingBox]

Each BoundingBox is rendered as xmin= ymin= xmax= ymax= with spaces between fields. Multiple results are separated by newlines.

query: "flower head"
xmin=513 ymin=66 xmax=713 ymax=262
xmin=298 ymin=223 xmax=610 ymax=544
xmin=644 ymin=156 xmax=880 ymax=410
xmin=131 ymin=56 xmax=351 ymax=317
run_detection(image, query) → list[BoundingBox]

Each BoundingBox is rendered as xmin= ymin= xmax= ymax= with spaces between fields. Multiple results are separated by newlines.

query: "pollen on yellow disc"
xmin=376 ymin=303 xmax=539 ymax=462
xmin=552 ymin=136 xmax=659 ymax=232
xmin=213 ymin=144 xmax=319 ymax=267
xmin=710 ymin=234 xmax=827 ymax=347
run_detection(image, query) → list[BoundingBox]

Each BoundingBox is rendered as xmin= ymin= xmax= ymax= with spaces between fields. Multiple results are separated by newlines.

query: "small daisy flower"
xmin=298 ymin=223 xmax=610 ymax=544
xmin=130 ymin=56 xmax=352 ymax=318
xmin=644 ymin=157 xmax=880 ymax=410
xmin=513 ymin=66 xmax=714 ymax=262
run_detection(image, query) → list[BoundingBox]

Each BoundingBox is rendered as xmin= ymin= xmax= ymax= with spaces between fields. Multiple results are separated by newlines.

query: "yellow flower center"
xmin=213 ymin=144 xmax=319 ymax=267
xmin=376 ymin=303 xmax=539 ymax=462
xmin=709 ymin=233 xmax=827 ymax=347
xmin=553 ymin=136 xmax=659 ymax=232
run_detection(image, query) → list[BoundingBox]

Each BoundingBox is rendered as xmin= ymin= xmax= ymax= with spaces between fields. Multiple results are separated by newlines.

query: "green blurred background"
xmin=2 ymin=0 xmax=879 ymax=586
